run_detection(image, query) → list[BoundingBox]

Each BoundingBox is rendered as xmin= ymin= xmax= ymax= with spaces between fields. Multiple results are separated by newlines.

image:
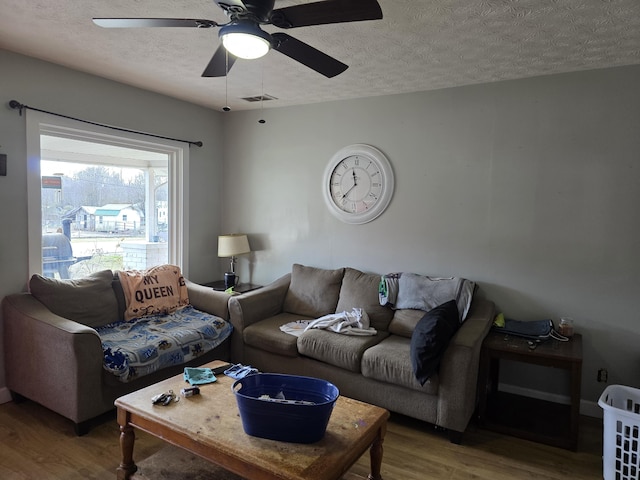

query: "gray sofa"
xmin=228 ymin=264 xmax=495 ymax=443
xmin=2 ymin=270 xmax=232 ymax=435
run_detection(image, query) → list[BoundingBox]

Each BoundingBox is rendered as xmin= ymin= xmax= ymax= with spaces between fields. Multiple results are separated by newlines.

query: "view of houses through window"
xmin=40 ymin=135 xmax=170 ymax=279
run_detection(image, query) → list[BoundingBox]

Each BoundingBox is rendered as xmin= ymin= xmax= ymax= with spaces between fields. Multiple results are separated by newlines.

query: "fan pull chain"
xmin=223 ymin=49 xmax=230 ymax=112
xmin=258 ymin=62 xmax=266 ymax=124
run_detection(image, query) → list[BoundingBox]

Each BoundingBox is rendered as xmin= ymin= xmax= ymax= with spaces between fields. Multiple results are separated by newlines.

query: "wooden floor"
xmin=0 ymin=399 xmax=603 ymax=480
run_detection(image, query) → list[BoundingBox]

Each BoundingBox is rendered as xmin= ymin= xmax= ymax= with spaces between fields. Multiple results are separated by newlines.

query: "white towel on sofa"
xmin=305 ymin=308 xmax=377 ymax=336
xmin=279 ymin=308 xmax=377 ymax=337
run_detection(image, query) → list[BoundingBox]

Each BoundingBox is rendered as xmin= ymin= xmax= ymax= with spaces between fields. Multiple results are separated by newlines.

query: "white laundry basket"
xmin=599 ymin=385 xmax=640 ymax=480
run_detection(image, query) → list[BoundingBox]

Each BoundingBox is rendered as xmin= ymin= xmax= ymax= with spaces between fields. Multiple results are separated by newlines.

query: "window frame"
xmin=26 ymin=110 xmax=189 ymax=278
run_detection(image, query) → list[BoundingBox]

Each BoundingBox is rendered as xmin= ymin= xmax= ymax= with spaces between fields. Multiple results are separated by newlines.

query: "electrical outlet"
xmin=597 ymin=368 xmax=608 ymax=383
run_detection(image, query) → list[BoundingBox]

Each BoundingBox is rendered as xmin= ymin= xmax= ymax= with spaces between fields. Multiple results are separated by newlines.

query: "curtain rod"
xmin=8 ymin=100 xmax=203 ymax=148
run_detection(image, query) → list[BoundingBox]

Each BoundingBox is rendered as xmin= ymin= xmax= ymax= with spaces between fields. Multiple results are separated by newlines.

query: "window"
xmin=26 ymin=110 xmax=189 ymax=279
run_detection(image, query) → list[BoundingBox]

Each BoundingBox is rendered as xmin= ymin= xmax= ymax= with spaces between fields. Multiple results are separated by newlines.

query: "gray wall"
xmin=2 ymin=47 xmax=639 ymax=414
xmin=0 ymin=50 xmax=224 ymax=401
xmin=221 ymin=65 xmax=640 ymax=412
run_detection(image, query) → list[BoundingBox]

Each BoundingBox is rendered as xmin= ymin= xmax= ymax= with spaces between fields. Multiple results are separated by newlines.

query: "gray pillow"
xmin=283 ymin=264 xmax=344 ymax=318
xmin=335 ymin=268 xmax=394 ymax=331
xmin=29 ymin=270 xmax=119 ymax=328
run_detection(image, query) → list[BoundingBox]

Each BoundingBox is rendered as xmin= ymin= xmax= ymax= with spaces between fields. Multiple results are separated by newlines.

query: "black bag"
xmin=492 ymin=318 xmax=567 ymax=342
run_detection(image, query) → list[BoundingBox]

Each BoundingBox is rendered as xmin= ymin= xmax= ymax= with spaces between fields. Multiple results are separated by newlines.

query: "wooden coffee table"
xmin=115 ymin=360 xmax=389 ymax=480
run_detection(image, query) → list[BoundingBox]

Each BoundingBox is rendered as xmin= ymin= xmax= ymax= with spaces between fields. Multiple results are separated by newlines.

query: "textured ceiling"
xmin=1 ymin=0 xmax=640 ymax=112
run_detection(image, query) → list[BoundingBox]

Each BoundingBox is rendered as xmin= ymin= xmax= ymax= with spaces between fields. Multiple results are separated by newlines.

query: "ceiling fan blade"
xmin=270 ymin=0 xmax=382 ymax=29
xmin=93 ymin=18 xmax=218 ymax=28
xmin=202 ymin=44 xmax=237 ymax=77
xmin=272 ymin=32 xmax=347 ymax=78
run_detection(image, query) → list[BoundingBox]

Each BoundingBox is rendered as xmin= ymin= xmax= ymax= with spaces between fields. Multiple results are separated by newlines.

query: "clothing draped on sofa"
xmin=378 ymin=272 xmax=475 ymax=321
xmin=280 ymin=307 xmax=377 ymax=336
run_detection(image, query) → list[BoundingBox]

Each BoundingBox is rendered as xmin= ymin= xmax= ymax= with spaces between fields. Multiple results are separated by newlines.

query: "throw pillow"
xmin=283 ymin=264 xmax=344 ymax=318
xmin=29 ymin=269 xmax=119 ymax=328
xmin=118 ymin=264 xmax=189 ymax=320
xmin=410 ymin=300 xmax=460 ymax=385
xmin=335 ymin=268 xmax=394 ymax=331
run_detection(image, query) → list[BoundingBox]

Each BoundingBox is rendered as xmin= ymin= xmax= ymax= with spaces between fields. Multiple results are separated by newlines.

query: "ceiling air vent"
xmin=241 ymin=94 xmax=278 ymax=103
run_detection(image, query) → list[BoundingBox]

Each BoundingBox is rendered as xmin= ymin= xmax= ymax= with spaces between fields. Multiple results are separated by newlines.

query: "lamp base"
xmin=224 ymin=272 xmax=237 ymax=289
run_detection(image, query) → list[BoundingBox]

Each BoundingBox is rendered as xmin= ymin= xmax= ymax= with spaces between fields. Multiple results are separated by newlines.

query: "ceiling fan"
xmin=93 ymin=0 xmax=383 ymax=78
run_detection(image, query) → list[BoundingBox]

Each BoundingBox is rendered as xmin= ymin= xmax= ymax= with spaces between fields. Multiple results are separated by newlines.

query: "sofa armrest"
xmin=227 ymin=273 xmax=291 ymax=363
xmin=2 ymin=293 xmax=105 ymax=424
xmin=435 ymin=298 xmax=495 ymax=433
xmin=186 ymin=280 xmax=230 ymax=320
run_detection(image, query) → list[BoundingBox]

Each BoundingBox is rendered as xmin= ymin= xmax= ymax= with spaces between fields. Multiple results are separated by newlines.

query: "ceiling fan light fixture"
xmin=220 ymin=23 xmax=271 ymax=60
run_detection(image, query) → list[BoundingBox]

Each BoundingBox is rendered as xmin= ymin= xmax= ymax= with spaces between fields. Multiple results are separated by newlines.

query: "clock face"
xmin=323 ymin=144 xmax=394 ymax=224
xmin=329 ymin=155 xmax=383 ymax=214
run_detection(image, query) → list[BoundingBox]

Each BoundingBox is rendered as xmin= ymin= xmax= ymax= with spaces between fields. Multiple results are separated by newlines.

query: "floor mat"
xmin=134 ymin=445 xmax=244 ymax=480
xmin=133 ymin=444 xmax=367 ymax=480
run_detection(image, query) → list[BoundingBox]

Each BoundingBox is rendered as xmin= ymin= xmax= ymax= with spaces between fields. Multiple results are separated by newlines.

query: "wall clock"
xmin=323 ymin=144 xmax=394 ymax=224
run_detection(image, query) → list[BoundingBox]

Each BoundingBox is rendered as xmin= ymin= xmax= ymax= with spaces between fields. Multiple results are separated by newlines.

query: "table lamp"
xmin=218 ymin=234 xmax=250 ymax=289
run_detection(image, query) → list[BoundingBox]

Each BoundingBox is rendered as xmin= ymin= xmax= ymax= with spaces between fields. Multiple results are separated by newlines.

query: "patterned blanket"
xmin=97 ymin=305 xmax=232 ymax=383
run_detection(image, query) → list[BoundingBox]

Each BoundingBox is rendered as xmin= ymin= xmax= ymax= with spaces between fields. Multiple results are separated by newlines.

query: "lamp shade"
xmin=218 ymin=234 xmax=250 ymax=258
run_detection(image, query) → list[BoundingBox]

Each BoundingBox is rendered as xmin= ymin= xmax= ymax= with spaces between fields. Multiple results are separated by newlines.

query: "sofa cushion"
xmin=29 ymin=269 xmax=119 ymax=328
xmin=117 ymin=264 xmax=189 ymax=321
xmin=361 ymin=335 xmax=439 ymax=394
xmin=335 ymin=268 xmax=394 ymax=331
xmin=244 ymin=312 xmax=315 ymax=357
xmin=283 ymin=264 xmax=344 ymax=318
xmin=297 ymin=329 xmax=388 ymax=373
xmin=410 ymin=300 xmax=460 ymax=385
xmin=387 ymin=309 xmax=425 ymax=338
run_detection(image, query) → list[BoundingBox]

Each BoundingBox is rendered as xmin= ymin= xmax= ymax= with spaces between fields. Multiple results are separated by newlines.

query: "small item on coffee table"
xmin=224 ymin=364 xmax=258 ymax=379
xmin=180 ymin=387 xmax=200 ymax=398
xmin=152 ymin=390 xmax=179 ymax=406
xmin=212 ymin=363 xmax=233 ymax=375
xmin=183 ymin=367 xmax=217 ymax=385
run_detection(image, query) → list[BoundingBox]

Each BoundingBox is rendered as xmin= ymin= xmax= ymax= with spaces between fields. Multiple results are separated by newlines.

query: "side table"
xmin=201 ymin=280 xmax=262 ymax=294
xmin=477 ymin=331 xmax=583 ymax=450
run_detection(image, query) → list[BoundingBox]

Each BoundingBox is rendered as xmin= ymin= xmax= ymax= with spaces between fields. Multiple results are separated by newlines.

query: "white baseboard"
xmin=0 ymin=387 xmax=13 ymax=404
xmin=580 ymin=399 xmax=602 ymax=419
xmin=500 ymin=383 xmax=602 ymax=419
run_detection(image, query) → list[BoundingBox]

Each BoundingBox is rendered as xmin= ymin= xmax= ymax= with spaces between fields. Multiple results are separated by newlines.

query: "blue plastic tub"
xmin=232 ymin=373 xmax=339 ymax=443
